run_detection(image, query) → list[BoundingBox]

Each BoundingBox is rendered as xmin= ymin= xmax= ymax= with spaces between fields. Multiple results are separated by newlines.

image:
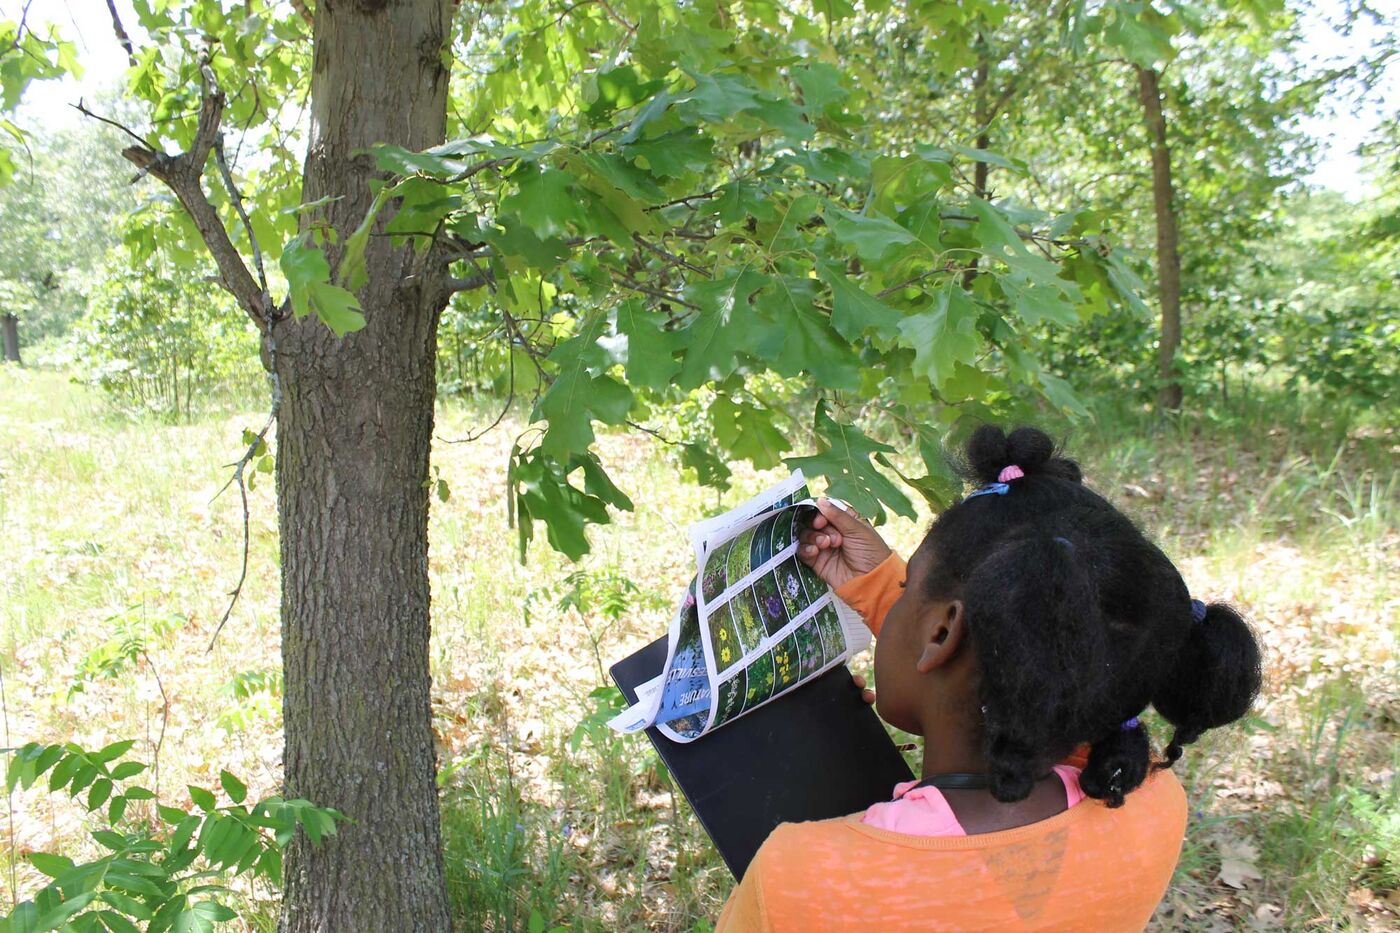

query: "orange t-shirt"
xmin=714 ymin=554 xmax=1188 ymax=932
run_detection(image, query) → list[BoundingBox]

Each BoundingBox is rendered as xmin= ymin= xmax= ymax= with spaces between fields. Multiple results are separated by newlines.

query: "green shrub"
xmin=71 ymin=248 xmax=260 ymax=420
xmin=2 ymin=741 xmax=343 ymax=933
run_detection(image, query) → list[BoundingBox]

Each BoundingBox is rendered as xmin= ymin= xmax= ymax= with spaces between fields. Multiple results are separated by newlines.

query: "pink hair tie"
xmin=997 ymin=465 xmax=1024 ymax=483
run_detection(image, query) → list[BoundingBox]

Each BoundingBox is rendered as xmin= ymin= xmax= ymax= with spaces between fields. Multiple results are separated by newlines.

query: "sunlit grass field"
xmin=1 ymin=367 xmax=1396 ymax=930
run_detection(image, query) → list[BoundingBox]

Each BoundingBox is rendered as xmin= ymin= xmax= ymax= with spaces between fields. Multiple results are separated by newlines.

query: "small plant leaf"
xmin=219 ymin=770 xmax=247 ymax=806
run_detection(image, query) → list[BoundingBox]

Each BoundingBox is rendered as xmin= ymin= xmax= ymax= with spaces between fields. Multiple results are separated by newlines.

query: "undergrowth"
xmin=1 ymin=367 xmax=1395 ymax=930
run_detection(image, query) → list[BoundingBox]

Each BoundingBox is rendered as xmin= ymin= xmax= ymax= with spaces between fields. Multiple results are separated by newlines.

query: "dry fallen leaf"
xmin=1218 ymin=839 xmax=1263 ymax=890
xmin=1249 ymin=903 xmax=1283 ymax=930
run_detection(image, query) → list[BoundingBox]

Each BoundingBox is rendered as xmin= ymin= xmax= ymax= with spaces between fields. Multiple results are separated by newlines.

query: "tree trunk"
xmin=1136 ymin=64 xmax=1184 ymax=412
xmin=275 ymin=1 xmax=453 ymax=929
xmin=2 ymin=313 xmax=20 ymax=365
xmin=963 ymin=32 xmax=991 ymax=290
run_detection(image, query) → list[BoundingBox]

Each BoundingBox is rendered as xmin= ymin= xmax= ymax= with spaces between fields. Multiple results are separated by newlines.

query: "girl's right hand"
xmin=797 ymin=498 xmax=894 ymax=591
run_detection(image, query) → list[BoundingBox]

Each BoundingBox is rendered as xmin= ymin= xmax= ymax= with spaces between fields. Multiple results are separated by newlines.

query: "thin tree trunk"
xmin=963 ymin=32 xmax=992 ymax=290
xmin=276 ymin=1 xmax=453 ymax=929
xmin=2 ymin=313 xmax=21 ymax=365
xmin=1136 ymin=64 xmax=1184 ymax=412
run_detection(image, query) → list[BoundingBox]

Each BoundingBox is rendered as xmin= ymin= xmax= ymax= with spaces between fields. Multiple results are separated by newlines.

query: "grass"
xmin=0 ymin=366 xmax=1396 ymax=930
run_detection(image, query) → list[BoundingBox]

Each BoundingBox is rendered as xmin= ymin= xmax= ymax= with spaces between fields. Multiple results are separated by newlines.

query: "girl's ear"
xmin=916 ymin=599 xmax=966 ymax=673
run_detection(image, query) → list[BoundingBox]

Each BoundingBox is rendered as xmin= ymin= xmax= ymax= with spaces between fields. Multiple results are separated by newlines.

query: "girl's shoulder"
xmin=761 ymin=766 xmax=1186 ymax=860
xmin=744 ymin=773 xmax=1188 ymax=930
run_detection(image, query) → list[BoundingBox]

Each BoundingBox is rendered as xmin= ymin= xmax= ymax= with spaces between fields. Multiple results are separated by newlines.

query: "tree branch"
xmin=104 ymin=0 xmax=136 ymax=67
xmin=613 ymin=275 xmax=700 ymax=310
xmin=207 ymin=303 xmax=284 ymax=651
xmin=206 ymin=394 xmax=278 ymax=652
xmin=446 ymin=272 xmax=494 ymax=293
xmin=72 ymin=98 xmax=156 ymax=150
xmin=595 ymin=0 xmax=637 ymax=34
xmin=445 ymin=156 xmax=512 ymax=184
xmin=112 ymin=78 xmax=270 ymax=326
xmin=443 ymin=333 xmax=515 ymax=444
xmin=3 ymin=1 xmax=33 ymax=57
xmin=625 ymin=419 xmax=676 ymax=445
xmin=632 ymin=233 xmax=710 ymax=278
xmin=289 ymin=0 xmax=314 ymax=26
xmin=212 ymin=136 xmax=271 ymax=310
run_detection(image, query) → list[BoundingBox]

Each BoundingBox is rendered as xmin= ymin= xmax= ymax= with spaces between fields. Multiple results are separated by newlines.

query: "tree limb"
xmin=595 ymin=0 xmax=636 ymax=34
xmin=446 ymin=272 xmax=494 ymax=293
xmin=443 ymin=332 xmax=516 ymax=444
xmin=206 ymin=392 xmax=278 ymax=652
xmin=289 ymin=0 xmax=314 ymax=27
xmin=72 ymin=98 xmax=156 ymax=150
xmin=207 ymin=303 xmax=284 ymax=651
xmin=212 ymin=136 xmax=271 ymax=310
xmin=115 ymin=82 xmax=270 ymax=326
xmin=3 ymin=1 xmax=33 ymax=57
xmin=632 ymin=233 xmax=710 ymax=278
xmin=613 ymin=275 xmax=700 ymax=310
xmin=104 ymin=0 xmax=136 ymax=67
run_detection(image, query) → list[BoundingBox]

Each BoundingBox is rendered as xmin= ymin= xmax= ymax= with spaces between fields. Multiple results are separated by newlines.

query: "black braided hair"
xmin=919 ymin=425 xmax=1263 ymax=806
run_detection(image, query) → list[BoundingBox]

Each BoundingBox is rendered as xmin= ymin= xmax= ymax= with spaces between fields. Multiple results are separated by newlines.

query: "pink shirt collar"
xmin=862 ymin=765 xmax=1086 ymax=837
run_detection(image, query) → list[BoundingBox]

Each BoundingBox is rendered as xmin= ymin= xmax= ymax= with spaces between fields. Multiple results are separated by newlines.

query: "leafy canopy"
xmin=106 ymin=0 xmax=1176 ymax=552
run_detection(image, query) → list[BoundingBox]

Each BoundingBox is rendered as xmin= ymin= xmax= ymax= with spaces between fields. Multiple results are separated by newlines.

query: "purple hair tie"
xmin=1191 ymin=599 xmax=1207 ymax=623
xmin=1120 ymin=717 xmax=1140 ymax=731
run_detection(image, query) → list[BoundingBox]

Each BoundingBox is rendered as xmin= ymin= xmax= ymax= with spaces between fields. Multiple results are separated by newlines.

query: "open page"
xmin=609 ymin=473 xmax=872 ymax=743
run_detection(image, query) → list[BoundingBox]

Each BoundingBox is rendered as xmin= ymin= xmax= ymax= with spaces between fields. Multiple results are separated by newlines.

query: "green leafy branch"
xmin=0 ymin=11 xmax=80 ymax=185
xmin=371 ymin=53 xmax=1153 ymax=558
xmin=3 ymin=741 xmax=344 ymax=933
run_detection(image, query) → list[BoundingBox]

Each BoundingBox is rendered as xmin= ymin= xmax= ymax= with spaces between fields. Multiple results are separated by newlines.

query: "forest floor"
xmin=0 ymin=367 xmax=1397 ymax=931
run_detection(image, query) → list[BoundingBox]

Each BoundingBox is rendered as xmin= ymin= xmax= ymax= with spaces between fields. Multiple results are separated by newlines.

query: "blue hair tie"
xmin=1120 ymin=717 xmax=1140 ymax=731
xmin=1191 ymin=599 xmax=1207 ymax=623
xmin=965 ymin=482 xmax=1010 ymax=500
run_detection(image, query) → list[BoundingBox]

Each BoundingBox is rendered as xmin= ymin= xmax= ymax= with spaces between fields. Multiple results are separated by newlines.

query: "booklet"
xmin=608 ymin=472 xmax=872 ymax=742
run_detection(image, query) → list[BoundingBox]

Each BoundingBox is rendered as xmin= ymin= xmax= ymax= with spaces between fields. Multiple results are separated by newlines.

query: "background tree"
xmin=829 ymin=0 xmax=1314 ymax=411
xmin=0 ymin=10 xmax=84 ymax=363
xmin=0 ymin=118 xmax=133 ymax=362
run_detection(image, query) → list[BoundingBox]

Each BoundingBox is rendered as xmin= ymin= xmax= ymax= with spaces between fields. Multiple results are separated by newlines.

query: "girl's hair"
xmin=920 ymin=425 xmax=1262 ymax=806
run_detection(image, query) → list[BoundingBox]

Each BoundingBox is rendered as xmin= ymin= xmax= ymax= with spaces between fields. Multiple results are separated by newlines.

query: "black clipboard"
xmin=610 ymin=637 xmax=913 ymax=879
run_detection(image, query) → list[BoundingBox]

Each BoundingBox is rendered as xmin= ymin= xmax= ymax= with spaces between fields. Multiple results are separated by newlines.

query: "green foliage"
xmin=570 ymin=686 xmax=628 ymax=755
xmin=117 ymin=1 xmax=309 ymax=274
xmin=0 ymin=117 xmax=134 ymax=347
xmin=363 ymin=1 xmax=1161 ymax=557
xmin=785 ymin=403 xmax=915 ymax=524
xmin=216 ymin=669 xmax=283 ymax=732
xmin=440 ymin=758 xmax=570 ymax=933
xmin=509 ymin=446 xmax=634 ymax=562
xmin=280 ymin=232 xmax=366 ymax=338
xmin=2 ymin=741 xmax=344 ymax=933
xmin=69 ymin=606 xmax=186 ymax=699
xmin=0 ymin=15 xmax=78 ymax=186
xmin=77 ymin=0 xmax=1394 ymax=570
xmin=73 ymin=247 xmax=259 ymax=419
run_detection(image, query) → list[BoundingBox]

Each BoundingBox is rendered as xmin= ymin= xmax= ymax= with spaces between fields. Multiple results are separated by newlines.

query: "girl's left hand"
xmin=851 ymin=673 xmax=876 ymax=705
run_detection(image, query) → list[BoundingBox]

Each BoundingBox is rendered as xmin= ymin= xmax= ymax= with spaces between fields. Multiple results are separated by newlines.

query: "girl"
xmin=716 ymin=425 xmax=1262 ymax=931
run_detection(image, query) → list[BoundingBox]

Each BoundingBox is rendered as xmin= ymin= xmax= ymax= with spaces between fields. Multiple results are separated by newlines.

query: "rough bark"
xmin=1136 ymin=64 xmax=1184 ymax=412
xmin=964 ymin=34 xmax=992 ymax=290
xmin=1 ymin=313 xmax=19 ymax=364
xmin=276 ymin=0 xmax=454 ymax=930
